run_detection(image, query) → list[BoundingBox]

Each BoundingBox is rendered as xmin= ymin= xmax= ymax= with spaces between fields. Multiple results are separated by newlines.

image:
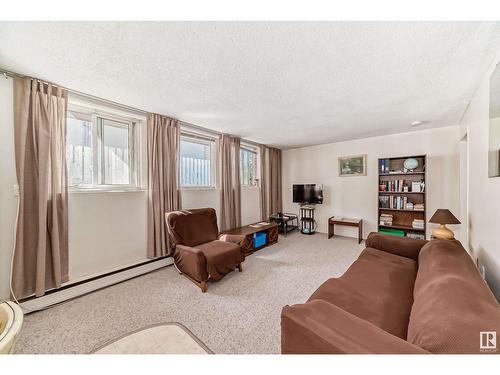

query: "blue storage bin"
xmin=253 ymin=231 xmax=267 ymax=248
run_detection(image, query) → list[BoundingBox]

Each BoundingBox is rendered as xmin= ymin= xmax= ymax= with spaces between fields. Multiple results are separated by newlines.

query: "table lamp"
xmin=429 ymin=209 xmax=461 ymax=240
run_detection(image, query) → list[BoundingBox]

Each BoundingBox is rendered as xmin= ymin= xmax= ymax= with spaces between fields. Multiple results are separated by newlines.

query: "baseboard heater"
xmin=20 ymin=257 xmax=173 ymax=313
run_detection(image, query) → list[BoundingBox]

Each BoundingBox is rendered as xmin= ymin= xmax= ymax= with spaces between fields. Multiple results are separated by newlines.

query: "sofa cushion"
xmin=166 ymin=208 xmax=219 ymax=247
xmin=195 ymin=240 xmax=241 ymax=281
xmin=366 ymin=232 xmax=428 ymax=261
xmin=281 ymin=300 xmax=429 ymax=354
xmin=407 ymin=239 xmax=500 ymax=353
xmin=308 ymin=247 xmax=417 ymax=339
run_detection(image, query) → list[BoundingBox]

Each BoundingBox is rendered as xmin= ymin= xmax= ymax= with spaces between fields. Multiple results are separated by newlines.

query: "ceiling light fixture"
xmin=410 ymin=120 xmax=427 ymax=127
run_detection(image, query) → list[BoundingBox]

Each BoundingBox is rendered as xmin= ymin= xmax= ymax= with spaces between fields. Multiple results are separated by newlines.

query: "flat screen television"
xmin=293 ymin=184 xmax=323 ymax=204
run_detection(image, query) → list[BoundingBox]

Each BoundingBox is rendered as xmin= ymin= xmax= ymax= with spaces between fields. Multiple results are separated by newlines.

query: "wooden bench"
xmin=328 ymin=216 xmax=363 ymax=244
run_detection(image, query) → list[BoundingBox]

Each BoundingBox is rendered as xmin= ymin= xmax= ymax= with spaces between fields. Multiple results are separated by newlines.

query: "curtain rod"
xmin=1 ymin=67 xmax=262 ymax=147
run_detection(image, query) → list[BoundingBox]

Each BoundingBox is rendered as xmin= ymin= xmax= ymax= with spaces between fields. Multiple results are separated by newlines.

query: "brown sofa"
xmin=281 ymin=232 xmax=500 ymax=354
xmin=166 ymin=208 xmax=246 ymax=292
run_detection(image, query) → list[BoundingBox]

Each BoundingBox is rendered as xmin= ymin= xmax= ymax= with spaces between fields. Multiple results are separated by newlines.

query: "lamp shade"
xmin=429 ymin=209 xmax=461 ymax=225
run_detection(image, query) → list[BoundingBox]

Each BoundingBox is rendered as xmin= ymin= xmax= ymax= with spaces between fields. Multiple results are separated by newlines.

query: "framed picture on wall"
xmin=338 ymin=154 xmax=367 ymax=176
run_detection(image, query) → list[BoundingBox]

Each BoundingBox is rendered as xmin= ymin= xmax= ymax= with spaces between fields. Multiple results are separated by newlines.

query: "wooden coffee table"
xmin=328 ymin=216 xmax=363 ymax=244
xmin=221 ymin=222 xmax=279 ymax=255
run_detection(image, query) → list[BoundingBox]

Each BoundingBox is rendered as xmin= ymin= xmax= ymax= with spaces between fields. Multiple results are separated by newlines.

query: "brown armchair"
xmin=166 ymin=208 xmax=245 ymax=292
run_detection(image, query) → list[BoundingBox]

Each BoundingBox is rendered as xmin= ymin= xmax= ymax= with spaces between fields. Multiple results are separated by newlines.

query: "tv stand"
xmin=299 ymin=206 xmax=316 ymax=235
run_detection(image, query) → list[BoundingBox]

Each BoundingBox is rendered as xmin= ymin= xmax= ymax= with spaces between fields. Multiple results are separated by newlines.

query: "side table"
xmin=269 ymin=213 xmax=299 ymax=237
xmin=328 ymin=216 xmax=363 ymax=244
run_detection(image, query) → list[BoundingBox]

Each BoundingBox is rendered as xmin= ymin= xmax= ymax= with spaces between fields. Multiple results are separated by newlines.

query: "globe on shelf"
xmin=403 ymin=158 xmax=419 ymax=172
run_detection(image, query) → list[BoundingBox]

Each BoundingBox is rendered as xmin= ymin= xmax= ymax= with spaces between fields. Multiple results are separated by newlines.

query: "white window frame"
xmin=240 ymin=143 xmax=259 ymax=188
xmin=179 ymin=132 xmax=217 ymax=190
xmin=67 ymin=100 xmax=143 ymax=192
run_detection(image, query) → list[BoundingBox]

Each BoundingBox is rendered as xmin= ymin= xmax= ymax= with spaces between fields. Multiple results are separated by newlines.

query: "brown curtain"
xmin=259 ymin=144 xmax=268 ymax=221
xmin=147 ymin=113 xmax=182 ymax=258
xmin=219 ymin=134 xmax=241 ymax=231
xmin=269 ymin=147 xmax=283 ymax=214
xmin=12 ymin=77 xmax=69 ymax=298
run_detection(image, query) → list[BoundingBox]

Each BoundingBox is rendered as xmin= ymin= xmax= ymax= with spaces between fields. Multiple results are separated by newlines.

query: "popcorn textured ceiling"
xmin=1 ymin=22 xmax=500 ymax=148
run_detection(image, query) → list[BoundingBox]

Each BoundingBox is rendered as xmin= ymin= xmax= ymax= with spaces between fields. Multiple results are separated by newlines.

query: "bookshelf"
xmin=378 ymin=155 xmax=427 ymax=239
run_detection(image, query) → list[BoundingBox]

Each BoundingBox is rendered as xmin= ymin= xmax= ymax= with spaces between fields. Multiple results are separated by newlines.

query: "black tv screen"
xmin=293 ymin=184 xmax=323 ymax=204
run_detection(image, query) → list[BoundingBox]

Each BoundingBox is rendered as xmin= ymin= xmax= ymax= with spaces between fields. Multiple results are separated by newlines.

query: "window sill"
xmin=241 ymin=186 xmax=259 ymax=190
xmin=180 ymin=186 xmax=218 ymax=192
xmin=69 ymin=187 xmax=147 ymax=194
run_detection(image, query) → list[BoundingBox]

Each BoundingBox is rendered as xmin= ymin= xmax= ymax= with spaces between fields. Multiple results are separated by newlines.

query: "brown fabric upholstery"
xmin=195 ymin=240 xmax=242 ymax=281
xmin=166 ymin=208 xmax=219 ymax=247
xmin=308 ymin=248 xmax=417 ymax=339
xmin=281 ymin=300 xmax=428 ymax=354
xmin=218 ymin=233 xmax=245 ymax=247
xmin=407 ymin=239 xmax=500 ymax=354
xmin=282 ymin=232 xmax=500 ymax=354
xmin=166 ymin=208 xmax=245 ymax=286
xmin=365 ymin=232 xmax=427 ymax=261
xmin=172 ymin=244 xmax=208 ymax=282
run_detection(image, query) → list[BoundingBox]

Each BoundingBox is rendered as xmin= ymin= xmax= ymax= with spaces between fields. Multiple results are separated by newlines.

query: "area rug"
xmin=92 ymin=322 xmax=212 ymax=354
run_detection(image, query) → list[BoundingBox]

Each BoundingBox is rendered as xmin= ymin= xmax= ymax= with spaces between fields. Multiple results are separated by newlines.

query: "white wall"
xmin=0 ymin=77 xmax=261 ymax=299
xmin=68 ymin=192 xmax=149 ymax=282
xmin=460 ymin=56 xmax=500 ymax=300
xmin=241 ymin=188 xmax=261 ymax=225
xmin=0 ymin=78 xmax=17 ymax=299
xmin=182 ymin=187 xmax=260 ymax=228
xmin=282 ymin=126 xmax=461 ymax=240
xmin=182 ymin=189 xmax=220 ymax=211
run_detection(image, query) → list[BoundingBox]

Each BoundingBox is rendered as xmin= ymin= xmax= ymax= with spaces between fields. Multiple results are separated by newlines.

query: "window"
xmin=66 ymin=110 xmax=93 ymax=186
xmin=101 ymin=118 xmax=133 ymax=185
xmin=240 ymin=146 xmax=258 ymax=187
xmin=180 ymin=134 xmax=215 ymax=188
xmin=66 ymin=105 xmax=138 ymax=189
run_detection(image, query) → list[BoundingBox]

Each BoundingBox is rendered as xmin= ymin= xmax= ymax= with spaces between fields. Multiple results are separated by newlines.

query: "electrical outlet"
xmin=13 ymin=184 xmax=19 ymax=196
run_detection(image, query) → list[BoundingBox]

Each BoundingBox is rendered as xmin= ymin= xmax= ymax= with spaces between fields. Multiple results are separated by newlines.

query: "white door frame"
xmin=459 ymin=132 xmax=470 ymax=250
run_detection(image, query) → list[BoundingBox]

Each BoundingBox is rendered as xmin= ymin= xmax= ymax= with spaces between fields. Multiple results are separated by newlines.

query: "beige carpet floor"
xmin=14 ymin=232 xmax=364 ymax=354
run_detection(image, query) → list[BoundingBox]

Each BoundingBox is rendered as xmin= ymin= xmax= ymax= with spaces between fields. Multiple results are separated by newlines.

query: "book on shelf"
xmin=380 ymin=179 xmax=424 ymax=193
xmin=379 ymin=213 xmax=393 ymax=226
xmin=379 ymin=195 xmax=411 ymax=210
xmin=411 ymin=181 xmax=425 ymax=193
xmin=414 ymin=203 xmax=425 ymax=211
xmin=412 ymin=219 xmax=425 ymax=229
xmin=379 ymin=159 xmax=390 ymax=174
xmin=407 ymin=232 xmax=425 ymax=240
xmin=379 ymin=196 xmax=423 ymax=211
xmin=378 ymin=195 xmax=389 ymax=208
